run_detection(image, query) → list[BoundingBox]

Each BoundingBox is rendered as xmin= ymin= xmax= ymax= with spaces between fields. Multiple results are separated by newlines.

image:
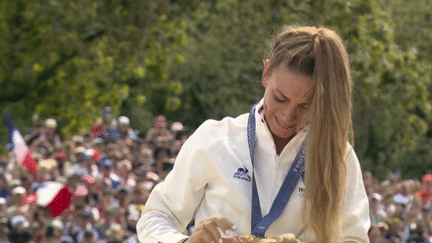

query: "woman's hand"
xmin=222 ymin=233 xmax=296 ymax=243
xmin=275 ymin=233 xmax=296 ymax=243
xmin=186 ymin=216 xmax=237 ymax=243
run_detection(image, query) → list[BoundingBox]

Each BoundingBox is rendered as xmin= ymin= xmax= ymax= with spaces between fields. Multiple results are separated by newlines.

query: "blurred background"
xmin=1 ymin=0 xmax=432 ymax=181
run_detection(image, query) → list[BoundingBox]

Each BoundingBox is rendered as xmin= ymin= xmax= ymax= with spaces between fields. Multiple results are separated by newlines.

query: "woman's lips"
xmin=275 ymin=115 xmax=295 ymax=130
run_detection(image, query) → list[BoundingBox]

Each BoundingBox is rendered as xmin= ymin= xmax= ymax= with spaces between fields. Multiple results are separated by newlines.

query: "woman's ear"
xmin=262 ymin=59 xmax=270 ymax=87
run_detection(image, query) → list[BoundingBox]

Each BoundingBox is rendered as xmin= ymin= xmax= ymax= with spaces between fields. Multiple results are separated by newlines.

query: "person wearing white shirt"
xmin=137 ymin=26 xmax=370 ymax=243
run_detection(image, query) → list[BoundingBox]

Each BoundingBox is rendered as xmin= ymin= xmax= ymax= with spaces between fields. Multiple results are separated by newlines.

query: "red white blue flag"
xmin=6 ymin=115 xmax=39 ymax=173
xmin=36 ymin=181 xmax=72 ymax=217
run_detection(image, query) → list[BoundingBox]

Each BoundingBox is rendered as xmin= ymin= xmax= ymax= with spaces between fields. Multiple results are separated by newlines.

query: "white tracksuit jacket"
xmin=137 ymin=100 xmax=370 ymax=243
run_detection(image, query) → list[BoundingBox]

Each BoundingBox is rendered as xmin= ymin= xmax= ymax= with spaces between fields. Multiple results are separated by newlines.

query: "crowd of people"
xmin=2 ymin=111 xmax=432 ymax=243
xmin=365 ymin=171 xmax=432 ymax=242
xmin=0 ymin=112 xmax=187 ymax=243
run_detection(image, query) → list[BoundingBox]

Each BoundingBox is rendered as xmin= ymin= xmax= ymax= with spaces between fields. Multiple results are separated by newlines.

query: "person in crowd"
xmin=103 ymin=119 xmax=120 ymax=143
xmin=0 ymin=216 xmax=10 ymax=243
xmin=137 ymin=26 xmax=370 ymax=242
xmin=145 ymin=115 xmax=171 ymax=143
xmin=129 ymin=183 xmax=149 ymax=206
xmin=368 ymin=223 xmax=384 ymax=243
xmin=0 ymin=174 xmax=10 ymax=200
xmin=95 ymin=200 xmax=120 ymax=240
xmin=171 ymin=122 xmax=186 ymax=142
xmin=7 ymin=215 xmax=32 ymax=243
xmin=24 ymin=114 xmax=44 ymax=147
xmin=415 ymin=174 xmax=432 ymax=235
xmin=136 ymin=147 xmax=153 ymax=172
xmin=73 ymin=209 xmax=100 ymax=243
xmin=153 ymin=145 xmax=172 ymax=180
xmin=99 ymin=158 xmax=121 ymax=191
xmin=383 ymin=192 xmax=397 ymax=218
xmin=30 ymin=118 xmax=62 ymax=152
xmin=6 ymin=186 xmax=31 ymax=219
xmin=384 ymin=217 xmax=405 ymax=243
xmin=116 ymin=159 xmax=135 ymax=189
xmin=117 ymin=116 xmax=138 ymax=141
xmin=416 ymin=174 xmax=432 ymax=208
xmin=370 ymin=193 xmax=388 ymax=224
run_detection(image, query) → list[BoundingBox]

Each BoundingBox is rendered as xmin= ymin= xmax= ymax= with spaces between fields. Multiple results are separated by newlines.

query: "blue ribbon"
xmin=248 ymin=103 xmax=306 ymax=238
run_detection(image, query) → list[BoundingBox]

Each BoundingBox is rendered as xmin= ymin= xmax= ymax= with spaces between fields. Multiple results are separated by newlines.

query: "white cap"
xmin=51 ymin=219 xmax=64 ymax=230
xmin=394 ymin=194 xmax=408 ymax=205
xmin=72 ymin=135 xmax=84 ymax=143
xmin=11 ymin=215 xmax=29 ymax=228
xmin=370 ymin=193 xmax=382 ymax=202
xmin=118 ymin=116 xmax=130 ymax=125
xmin=12 ymin=186 xmax=26 ymax=195
xmin=45 ymin=118 xmax=57 ymax=128
xmin=171 ymin=122 xmax=184 ymax=132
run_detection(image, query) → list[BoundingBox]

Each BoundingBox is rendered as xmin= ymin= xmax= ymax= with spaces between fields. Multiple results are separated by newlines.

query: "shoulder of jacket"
xmin=187 ymin=114 xmax=248 ymax=147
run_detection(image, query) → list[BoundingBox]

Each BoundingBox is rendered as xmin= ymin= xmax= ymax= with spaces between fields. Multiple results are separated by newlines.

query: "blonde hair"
xmin=266 ymin=26 xmax=352 ymax=242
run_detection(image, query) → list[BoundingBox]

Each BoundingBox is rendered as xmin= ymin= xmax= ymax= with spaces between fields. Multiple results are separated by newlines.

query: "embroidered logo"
xmin=233 ymin=166 xmax=251 ymax=182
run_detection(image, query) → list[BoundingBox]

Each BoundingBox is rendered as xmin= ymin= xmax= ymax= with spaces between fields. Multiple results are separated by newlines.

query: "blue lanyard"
xmin=247 ymin=103 xmax=306 ymax=238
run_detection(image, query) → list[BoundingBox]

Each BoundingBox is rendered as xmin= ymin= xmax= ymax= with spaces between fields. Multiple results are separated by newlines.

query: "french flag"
xmin=6 ymin=115 xmax=39 ymax=173
xmin=36 ymin=181 xmax=72 ymax=217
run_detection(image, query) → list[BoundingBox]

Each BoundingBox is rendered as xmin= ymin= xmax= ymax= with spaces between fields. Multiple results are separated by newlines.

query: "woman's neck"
xmin=271 ymin=133 xmax=293 ymax=155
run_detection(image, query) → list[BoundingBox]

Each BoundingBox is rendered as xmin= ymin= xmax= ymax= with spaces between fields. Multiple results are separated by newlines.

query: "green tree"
xmin=0 ymin=0 xmax=186 ymax=141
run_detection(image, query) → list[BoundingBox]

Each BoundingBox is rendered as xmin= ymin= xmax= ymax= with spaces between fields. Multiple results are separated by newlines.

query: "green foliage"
xmin=0 ymin=0 xmax=187 ymax=138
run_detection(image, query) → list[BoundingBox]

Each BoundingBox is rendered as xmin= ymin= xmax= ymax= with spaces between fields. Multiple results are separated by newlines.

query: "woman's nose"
xmin=280 ymin=105 xmax=298 ymax=123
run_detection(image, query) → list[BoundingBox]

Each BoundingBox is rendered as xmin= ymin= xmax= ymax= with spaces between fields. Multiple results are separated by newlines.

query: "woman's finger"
xmin=276 ymin=233 xmax=296 ymax=243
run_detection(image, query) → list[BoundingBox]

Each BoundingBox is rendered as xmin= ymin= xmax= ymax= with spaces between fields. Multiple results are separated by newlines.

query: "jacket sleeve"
xmin=136 ymin=126 xmax=217 ymax=243
xmin=340 ymin=148 xmax=371 ymax=243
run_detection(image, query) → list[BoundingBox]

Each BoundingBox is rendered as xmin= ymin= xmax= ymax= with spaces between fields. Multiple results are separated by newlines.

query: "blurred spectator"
xmin=393 ymin=194 xmax=409 ymax=220
xmin=154 ymin=146 xmax=172 ymax=180
xmin=99 ymin=159 xmax=121 ymax=191
xmin=8 ymin=215 xmax=31 ymax=243
xmin=118 ymin=116 xmax=138 ymax=141
xmin=416 ymin=174 xmax=432 ymax=208
xmin=406 ymin=218 xmax=430 ymax=243
xmin=117 ymin=160 xmax=135 ymax=189
xmin=170 ymin=121 xmax=186 ymax=142
xmin=0 ymin=216 xmax=9 ymax=243
xmin=370 ymin=193 xmax=388 ymax=224
xmin=24 ymin=114 xmax=44 ymax=147
xmin=53 ymin=152 xmax=67 ymax=177
xmin=385 ymin=217 xmax=405 ymax=243
xmin=73 ymin=209 xmax=100 ymax=243
xmin=368 ymin=223 xmax=383 ymax=243
xmin=103 ymin=119 xmax=120 ymax=143
xmin=137 ymin=147 xmax=153 ymax=172
xmin=91 ymin=117 xmax=104 ymax=139
xmin=0 ymin=174 xmax=10 ymax=200
xmin=145 ymin=115 xmax=171 ymax=143
xmin=0 ymin=198 xmax=6 ymax=216
xmin=43 ymin=219 xmax=65 ymax=243
xmin=416 ymin=174 xmax=432 ymax=235
xmin=384 ymin=193 xmax=397 ymax=217
xmin=30 ymin=118 xmax=62 ymax=153
xmin=6 ymin=186 xmax=30 ymax=219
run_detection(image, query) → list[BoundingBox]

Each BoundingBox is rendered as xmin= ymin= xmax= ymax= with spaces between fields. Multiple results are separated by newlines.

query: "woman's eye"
xmin=299 ymin=104 xmax=309 ymax=110
xmin=274 ymin=96 xmax=285 ymax=102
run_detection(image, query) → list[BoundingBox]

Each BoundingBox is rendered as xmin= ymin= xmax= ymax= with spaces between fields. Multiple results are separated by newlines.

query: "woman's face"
xmin=262 ymin=61 xmax=314 ymax=142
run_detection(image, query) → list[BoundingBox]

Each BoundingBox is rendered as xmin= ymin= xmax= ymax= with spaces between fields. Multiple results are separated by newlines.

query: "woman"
xmin=137 ymin=26 xmax=370 ymax=242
